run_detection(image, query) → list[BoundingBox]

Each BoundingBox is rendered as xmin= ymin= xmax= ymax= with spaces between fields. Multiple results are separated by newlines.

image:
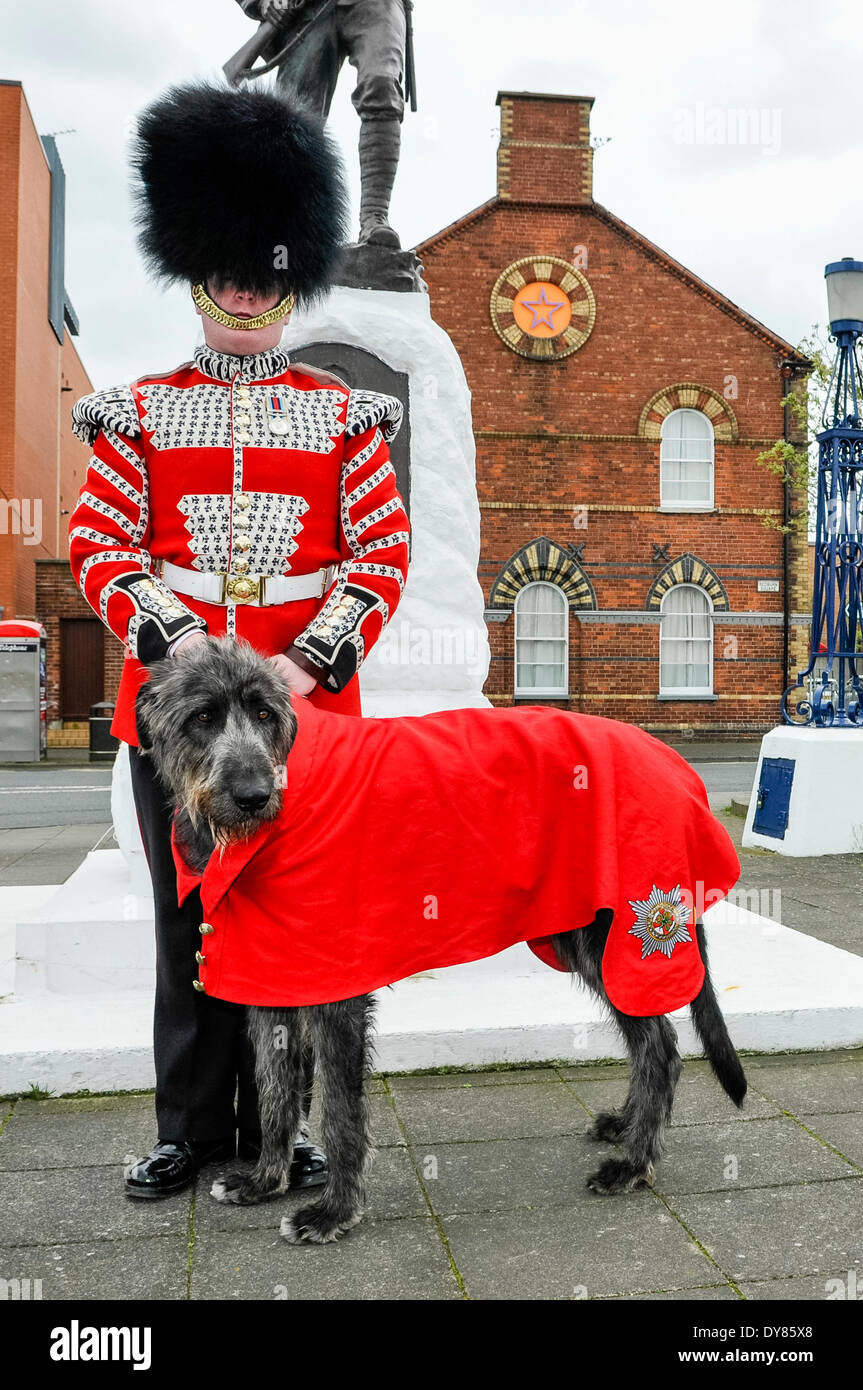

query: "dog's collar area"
xmin=193 ymin=344 xmax=292 ymax=383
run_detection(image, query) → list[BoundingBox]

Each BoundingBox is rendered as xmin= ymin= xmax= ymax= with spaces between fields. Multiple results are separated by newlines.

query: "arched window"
xmin=660 ymin=585 xmax=713 ymax=695
xmin=660 ymin=409 xmax=714 ymax=509
xmin=514 ymin=581 xmax=568 ymax=697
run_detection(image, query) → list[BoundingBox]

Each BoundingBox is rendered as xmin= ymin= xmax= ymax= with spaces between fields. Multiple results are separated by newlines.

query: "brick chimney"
xmin=495 ymin=91 xmax=594 ymax=205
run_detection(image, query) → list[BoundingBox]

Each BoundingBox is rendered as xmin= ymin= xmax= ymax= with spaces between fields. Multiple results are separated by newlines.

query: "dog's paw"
xmin=586 ymin=1157 xmax=655 ymax=1194
xmin=280 ymin=1202 xmax=363 ymax=1245
xmin=588 ymin=1110 xmax=628 ymax=1143
xmin=210 ymin=1167 xmax=280 ymax=1206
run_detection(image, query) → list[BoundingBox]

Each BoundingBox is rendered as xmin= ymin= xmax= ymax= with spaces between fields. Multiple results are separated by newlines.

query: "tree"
xmin=756 ymin=327 xmax=827 ymax=539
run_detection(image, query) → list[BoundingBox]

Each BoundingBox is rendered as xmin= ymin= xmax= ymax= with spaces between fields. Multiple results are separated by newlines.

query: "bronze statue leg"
xmin=342 ymin=0 xmax=406 ymax=247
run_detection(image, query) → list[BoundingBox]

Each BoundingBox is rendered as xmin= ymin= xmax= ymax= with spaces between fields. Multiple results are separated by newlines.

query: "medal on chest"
xmin=266 ymin=392 xmax=291 ymax=437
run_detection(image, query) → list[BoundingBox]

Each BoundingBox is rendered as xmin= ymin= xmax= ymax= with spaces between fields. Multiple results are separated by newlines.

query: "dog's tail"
xmin=690 ymin=920 xmax=747 ymax=1107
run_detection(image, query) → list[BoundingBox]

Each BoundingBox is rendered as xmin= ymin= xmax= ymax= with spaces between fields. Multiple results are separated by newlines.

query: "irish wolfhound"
xmin=135 ymin=635 xmax=746 ymax=1245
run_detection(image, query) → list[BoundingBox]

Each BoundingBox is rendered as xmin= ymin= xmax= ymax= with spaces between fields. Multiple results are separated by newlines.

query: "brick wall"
xmin=35 ymin=561 xmax=124 ymax=727
xmin=0 ymin=82 xmax=93 ymax=626
xmin=415 ymin=90 xmax=811 ymax=738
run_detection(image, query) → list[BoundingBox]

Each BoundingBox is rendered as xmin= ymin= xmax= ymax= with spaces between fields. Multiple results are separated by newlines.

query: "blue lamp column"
xmin=783 ymin=257 xmax=863 ymax=727
xmin=743 ymin=258 xmax=863 ymax=855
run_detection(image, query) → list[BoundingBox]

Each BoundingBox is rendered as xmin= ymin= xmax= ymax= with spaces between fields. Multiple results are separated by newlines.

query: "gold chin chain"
xmin=191 ymin=283 xmax=296 ymax=330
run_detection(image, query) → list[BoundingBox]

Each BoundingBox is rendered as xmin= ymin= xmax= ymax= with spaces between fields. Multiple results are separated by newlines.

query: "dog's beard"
xmin=178 ymin=766 xmax=285 ymax=860
xmin=210 ymin=818 xmax=258 ymax=857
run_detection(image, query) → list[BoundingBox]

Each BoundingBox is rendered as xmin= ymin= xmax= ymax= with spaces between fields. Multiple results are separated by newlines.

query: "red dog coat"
xmin=171 ymin=697 xmax=740 ymax=1016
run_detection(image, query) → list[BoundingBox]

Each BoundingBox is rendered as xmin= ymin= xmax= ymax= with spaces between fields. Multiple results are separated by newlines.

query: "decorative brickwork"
xmin=488 ymin=536 xmax=596 ymax=610
xmin=638 ymin=383 xmax=739 ymax=442
xmin=646 ymin=554 xmax=729 ymax=612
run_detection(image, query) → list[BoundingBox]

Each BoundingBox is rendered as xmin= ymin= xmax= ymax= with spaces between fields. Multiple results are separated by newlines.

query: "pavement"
xmin=1 ymin=1051 xmax=862 ymax=1300
xmin=2 ymin=739 xmax=863 ymax=1302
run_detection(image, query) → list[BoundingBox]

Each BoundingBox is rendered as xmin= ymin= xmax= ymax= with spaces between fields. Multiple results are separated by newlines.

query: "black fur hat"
xmin=131 ymin=80 xmax=350 ymax=305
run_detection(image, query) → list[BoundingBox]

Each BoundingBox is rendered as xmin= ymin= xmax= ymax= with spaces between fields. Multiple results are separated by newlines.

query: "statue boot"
xmin=357 ymin=116 xmax=402 ymax=249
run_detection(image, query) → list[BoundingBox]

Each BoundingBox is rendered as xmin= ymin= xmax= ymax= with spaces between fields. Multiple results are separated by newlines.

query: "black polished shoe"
xmin=124 ymin=1137 xmax=235 ymax=1200
xmin=237 ymin=1132 xmax=328 ymax=1189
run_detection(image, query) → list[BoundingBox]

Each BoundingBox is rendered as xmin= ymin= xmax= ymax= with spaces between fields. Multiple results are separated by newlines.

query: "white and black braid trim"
xmin=72 ymin=385 xmax=142 ymax=446
xmin=344 ymin=388 xmax=404 ymax=445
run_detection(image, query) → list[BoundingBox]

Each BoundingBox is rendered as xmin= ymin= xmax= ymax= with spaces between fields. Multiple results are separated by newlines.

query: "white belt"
xmin=156 ymin=559 xmax=338 ymax=606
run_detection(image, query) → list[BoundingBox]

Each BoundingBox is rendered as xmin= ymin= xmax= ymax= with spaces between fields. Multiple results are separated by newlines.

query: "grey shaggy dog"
xmin=135 ymin=635 xmax=747 ymax=1245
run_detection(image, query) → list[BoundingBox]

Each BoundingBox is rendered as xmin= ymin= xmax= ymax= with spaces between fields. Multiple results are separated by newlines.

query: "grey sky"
xmin=4 ymin=0 xmax=861 ymax=387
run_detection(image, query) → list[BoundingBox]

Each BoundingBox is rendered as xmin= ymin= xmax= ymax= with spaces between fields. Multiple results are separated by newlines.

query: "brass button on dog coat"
xmin=170 ymin=696 xmax=741 ymax=1017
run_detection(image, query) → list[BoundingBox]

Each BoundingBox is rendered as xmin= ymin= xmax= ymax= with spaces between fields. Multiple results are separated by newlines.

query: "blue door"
xmin=753 ymin=757 xmax=795 ymax=839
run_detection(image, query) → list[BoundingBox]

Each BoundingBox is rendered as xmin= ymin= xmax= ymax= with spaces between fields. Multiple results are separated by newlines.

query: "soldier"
xmin=235 ymin=0 xmax=409 ymax=247
xmin=68 ymin=80 xmax=410 ymax=1197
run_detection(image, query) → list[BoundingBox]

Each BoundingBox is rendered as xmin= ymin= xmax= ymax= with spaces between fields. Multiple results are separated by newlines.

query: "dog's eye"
xmin=258 ymin=709 xmax=271 ymax=721
xmin=196 ymin=710 xmax=213 ymax=724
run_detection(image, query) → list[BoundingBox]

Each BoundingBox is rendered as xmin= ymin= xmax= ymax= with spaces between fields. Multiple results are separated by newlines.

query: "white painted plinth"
xmin=3 ymin=899 xmax=862 ymax=1095
xmin=283 ymin=284 xmax=491 ymax=718
xmin=743 ymin=725 xmax=863 ymax=855
xmin=13 ymin=849 xmax=154 ymax=997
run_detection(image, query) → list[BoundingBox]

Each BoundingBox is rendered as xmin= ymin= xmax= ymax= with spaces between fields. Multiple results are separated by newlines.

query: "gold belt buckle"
xmin=224 ymin=574 xmax=261 ymax=604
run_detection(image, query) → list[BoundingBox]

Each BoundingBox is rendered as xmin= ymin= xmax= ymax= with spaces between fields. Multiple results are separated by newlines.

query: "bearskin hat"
xmin=130 ymin=81 xmax=350 ymax=305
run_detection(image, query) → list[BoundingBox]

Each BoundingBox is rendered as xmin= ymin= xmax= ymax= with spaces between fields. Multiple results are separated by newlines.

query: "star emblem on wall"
xmin=521 ymin=286 xmax=567 ymax=330
xmin=490 ymin=255 xmax=596 ymax=361
xmin=628 ymin=884 xmax=693 ymax=960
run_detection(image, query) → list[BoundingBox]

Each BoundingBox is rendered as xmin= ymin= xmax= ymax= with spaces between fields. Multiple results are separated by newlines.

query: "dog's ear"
xmin=135 ymin=680 xmax=156 ymax=752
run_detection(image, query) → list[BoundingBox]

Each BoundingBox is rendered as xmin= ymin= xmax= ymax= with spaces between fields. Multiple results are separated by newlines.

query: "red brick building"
xmin=415 ymin=91 xmax=811 ymax=739
xmin=0 ymin=80 xmax=97 ymax=742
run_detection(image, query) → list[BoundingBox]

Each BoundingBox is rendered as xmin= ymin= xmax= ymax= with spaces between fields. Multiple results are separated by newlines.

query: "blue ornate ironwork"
xmin=782 ymin=274 xmax=863 ymax=726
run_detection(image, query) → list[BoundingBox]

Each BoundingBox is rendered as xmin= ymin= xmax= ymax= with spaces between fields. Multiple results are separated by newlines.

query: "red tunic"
xmin=68 ymin=345 xmax=410 ymax=742
xmin=172 ymin=696 xmax=741 ymax=1017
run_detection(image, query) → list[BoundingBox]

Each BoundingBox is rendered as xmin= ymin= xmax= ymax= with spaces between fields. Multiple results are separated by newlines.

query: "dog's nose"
xmin=232 ymin=782 xmax=271 ymax=813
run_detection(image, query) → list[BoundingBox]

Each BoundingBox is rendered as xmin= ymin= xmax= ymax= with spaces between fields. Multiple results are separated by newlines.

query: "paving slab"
xmin=563 ymin=1068 xmax=782 ymax=1126
xmin=0 ymin=1164 xmax=190 ymax=1247
xmin=738 ymin=1271 xmax=862 ymax=1300
xmin=390 ymin=1076 xmax=585 ymax=1145
xmin=437 ymin=1196 xmax=721 ymax=1300
xmin=655 ymin=1116 xmax=856 ymax=1195
xmin=744 ymin=1058 xmax=863 ymax=1114
xmin=742 ymin=1047 xmax=863 ymax=1069
xmin=665 ymin=1179 xmax=863 ymax=1283
xmin=795 ymin=1111 xmax=863 ymax=1169
xmin=0 ymin=1093 xmax=154 ymax=1170
xmin=189 ymin=1218 xmax=461 ymax=1301
xmin=0 ymin=1235 xmax=188 ymax=1301
xmin=404 ymin=1133 xmax=602 ymax=1216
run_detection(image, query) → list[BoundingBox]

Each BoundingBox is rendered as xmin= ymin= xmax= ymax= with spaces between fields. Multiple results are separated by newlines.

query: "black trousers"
xmin=129 ymin=743 xmax=261 ymax=1141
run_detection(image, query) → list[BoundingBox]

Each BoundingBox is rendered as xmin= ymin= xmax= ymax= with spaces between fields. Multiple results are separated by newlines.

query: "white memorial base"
xmin=2 ymin=882 xmax=863 ymax=1095
xmin=743 ymin=725 xmax=863 ymax=856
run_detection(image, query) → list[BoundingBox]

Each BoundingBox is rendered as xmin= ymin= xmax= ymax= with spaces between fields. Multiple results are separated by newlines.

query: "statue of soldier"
xmin=235 ymin=0 xmax=410 ymax=249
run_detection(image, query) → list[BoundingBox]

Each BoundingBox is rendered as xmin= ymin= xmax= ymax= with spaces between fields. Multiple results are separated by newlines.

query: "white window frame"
xmin=659 ymin=584 xmax=714 ymax=697
xmin=514 ymin=580 xmax=569 ymax=698
xmin=659 ymin=408 xmax=715 ymax=511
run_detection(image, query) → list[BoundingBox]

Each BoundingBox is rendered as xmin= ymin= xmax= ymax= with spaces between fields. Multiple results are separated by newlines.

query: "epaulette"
xmin=344 ymin=388 xmax=404 ymax=445
xmin=71 ymin=384 xmax=141 ymax=446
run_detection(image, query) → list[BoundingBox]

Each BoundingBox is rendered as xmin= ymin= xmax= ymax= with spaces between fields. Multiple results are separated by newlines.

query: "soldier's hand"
xmin=260 ymin=0 xmax=301 ymax=24
xmin=268 ymin=652 xmax=318 ymax=696
xmin=171 ymin=631 xmax=209 ymax=659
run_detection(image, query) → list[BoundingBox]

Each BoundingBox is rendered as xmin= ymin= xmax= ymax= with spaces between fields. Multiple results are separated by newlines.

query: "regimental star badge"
xmin=628 ymin=884 xmax=692 ymax=960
